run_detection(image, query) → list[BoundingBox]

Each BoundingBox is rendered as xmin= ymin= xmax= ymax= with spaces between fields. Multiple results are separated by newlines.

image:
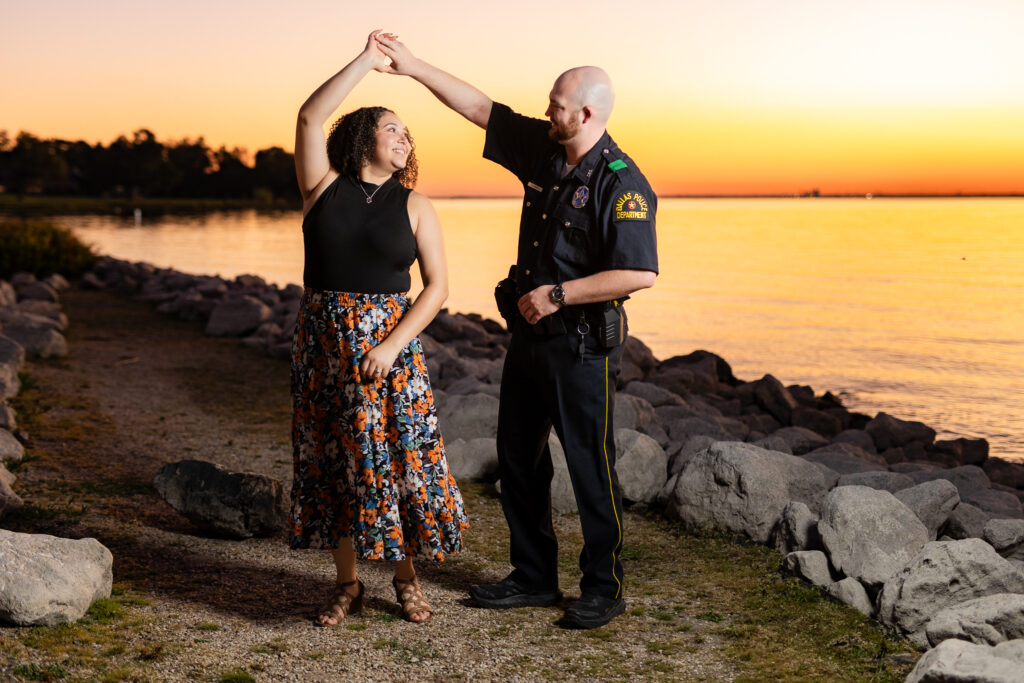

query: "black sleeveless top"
xmin=302 ymin=175 xmax=417 ymax=293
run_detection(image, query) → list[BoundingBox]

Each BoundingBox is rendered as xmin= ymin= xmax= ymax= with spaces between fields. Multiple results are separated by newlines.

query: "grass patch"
xmin=98 ymin=667 xmax=133 ymax=683
xmin=11 ymin=663 xmax=70 ymax=681
xmin=696 ymin=610 xmax=724 ymax=623
xmin=345 ymin=622 xmax=368 ymax=631
xmin=196 ymin=622 xmax=221 ymax=632
xmin=251 ymin=638 xmax=288 ymax=655
xmin=0 ymin=218 xmax=96 ymax=279
xmin=372 ymin=638 xmax=439 ymax=664
xmin=219 ymin=671 xmax=255 ymax=683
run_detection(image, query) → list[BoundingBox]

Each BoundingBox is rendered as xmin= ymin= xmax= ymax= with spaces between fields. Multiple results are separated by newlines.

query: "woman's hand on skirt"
xmin=359 ymin=341 xmax=400 ymax=382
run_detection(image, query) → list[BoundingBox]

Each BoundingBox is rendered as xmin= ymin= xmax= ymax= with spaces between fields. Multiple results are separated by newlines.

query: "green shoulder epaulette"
xmin=607 ymin=159 xmax=627 ymax=172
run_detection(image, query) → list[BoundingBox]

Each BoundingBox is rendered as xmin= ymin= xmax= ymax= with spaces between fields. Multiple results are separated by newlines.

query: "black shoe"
xmin=469 ymin=576 xmax=562 ymax=609
xmin=560 ymin=594 xmax=626 ymax=629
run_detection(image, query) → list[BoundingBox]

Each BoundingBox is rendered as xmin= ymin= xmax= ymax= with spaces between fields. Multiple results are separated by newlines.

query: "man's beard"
xmin=548 ymin=116 xmax=581 ymax=143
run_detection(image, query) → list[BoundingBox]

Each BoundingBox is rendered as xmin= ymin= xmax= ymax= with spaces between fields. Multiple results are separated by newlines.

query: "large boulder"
xmin=906 ymin=638 xmax=1024 ymax=683
xmin=832 ymin=429 xmax=878 ymax=454
xmin=0 ymin=530 xmax=113 ymax=626
xmin=783 ymin=550 xmax=834 ymax=588
xmin=983 ymin=458 xmax=1024 ymax=490
xmin=933 ymin=437 xmax=989 ymax=467
xmin=865 ymin=412 xmax=936 ymax=450
xmin=622 ymin=381 xmax=685 ymax=407
xmin=0 ymin=429 xmax=25 ymax=463
xmin=790 ymin=406 xmax=843 ymax=439
xmin=548 ymin=430 xmax=668 ymax=512
xmin=444 ymin=438 xmax=499 ymax=482
xmin=436 ymin=393 xmax=499 ymax=441
xmin=205 ymin=296 xmax=272 ymax=337
xmin=836 ymin=471 xmax=915 ymax=493
xmin=771 ymin=500 xmax=822 ymax=554
xmin=153 ymin=460 xmax=287 ymax=538
xmin=1 ymin=323 xmax=67 ymax=359
xmin=983 ymin=519 xmax=1024 ymax=560
xmin=0 ymin=281 xmax=15 ymax=307
xmin=0 ymin=336 xmax=25 ymax=400
xmin=771 ymin=426 xmax=830 ymax=455
xmin=925 ymin=594 xmax=1024 ymax=646
xmin=825 ymin=577 xmax=875 ymax=617
xmin=614 ymin=429 xmax=668 ymax=504
xmin=895 ymin=479 xmax=961 ymax=540
xmin=0 ymin=476 xmax=24 ymax=518
xmin=752 ymin=374 xmax=798 ymax=424
xmin=548 ymin=436 xmax=576 ymax=514
xmin=613 ymin=394 xmax=657 ymax=432
xmin=803 ymin=442 xmax=887 ymax=474
xmin=944 ymin=503 xmax=991 ymax=540
xmin=0 ymin=402 xmax=14 ymax=430
xmin=16 ymin=300 xmax=68 ymax=329
xmin=963 ymin=488 xmax=1024 ymax=519
xmin=878 ymin=539 xmax=1024 ymax=647
xmin=906 ymin=465 xmax=992 ymax=497
xmin=14 ymin=280 xmax=59 ymax=303
xmin=669 ymin=442 xmax=832 ymax=543
xmin=0 ymin=462 xmax=14 ymax=487
xmin=665 ymin=416 xmax=736 ymax=443
xmin=818 ymin=486 xmax=929 ymax=589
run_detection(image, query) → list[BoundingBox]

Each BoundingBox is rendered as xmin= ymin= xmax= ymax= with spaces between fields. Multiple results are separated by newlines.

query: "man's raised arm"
xmin=376 ymin=33 xmax=493 ymax=129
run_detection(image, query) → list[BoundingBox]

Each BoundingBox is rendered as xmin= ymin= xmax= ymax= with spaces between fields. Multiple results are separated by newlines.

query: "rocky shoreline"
xmin=3 ymin=256 xmax=1024 ymax=681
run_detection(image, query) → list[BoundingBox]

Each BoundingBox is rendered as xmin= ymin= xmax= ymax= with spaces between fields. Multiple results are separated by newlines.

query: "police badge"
xmin=572 ymin=186 xmax=589 ymax=209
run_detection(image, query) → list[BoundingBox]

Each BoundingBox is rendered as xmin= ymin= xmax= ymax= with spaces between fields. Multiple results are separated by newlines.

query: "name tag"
xmin=527 ymin=182 xmax=543 ymax=192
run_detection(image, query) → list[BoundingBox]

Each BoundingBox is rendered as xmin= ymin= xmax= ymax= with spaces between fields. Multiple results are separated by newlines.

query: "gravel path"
xmin=1 ymin=288 xmax=739 ymax=682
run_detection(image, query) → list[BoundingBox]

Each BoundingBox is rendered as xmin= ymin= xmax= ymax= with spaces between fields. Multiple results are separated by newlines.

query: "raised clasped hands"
xmin=518 ymin=286 xmax=559 ymax=325
xmin=374 ymin=32 xmax=417 ymax=75
xmin=361 ymin=29 xmax=393 ymax=73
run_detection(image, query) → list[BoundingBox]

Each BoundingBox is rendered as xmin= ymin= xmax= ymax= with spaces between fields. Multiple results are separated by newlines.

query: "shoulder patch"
xmin=607 ymin=159 xmax=627 ymax=172
xmin=614 ymin=191 xmax=649 ymax=221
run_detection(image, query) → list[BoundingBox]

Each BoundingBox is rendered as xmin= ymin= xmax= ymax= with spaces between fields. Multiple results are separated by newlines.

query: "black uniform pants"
xmin=496 ymin=321 xmax=625 ymax=599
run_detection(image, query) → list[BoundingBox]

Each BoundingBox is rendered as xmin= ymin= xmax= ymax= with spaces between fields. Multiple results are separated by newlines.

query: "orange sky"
xmin=3 ymin=0 xmax=1024 ymax=196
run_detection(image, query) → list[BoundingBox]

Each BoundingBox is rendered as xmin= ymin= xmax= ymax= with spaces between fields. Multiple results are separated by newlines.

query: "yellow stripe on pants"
xmin=602 ymin=355 xmax=623 ymax=597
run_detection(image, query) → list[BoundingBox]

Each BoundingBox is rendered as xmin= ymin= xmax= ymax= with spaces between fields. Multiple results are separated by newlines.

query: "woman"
xmin=290 ymin=30 xmax=468 ymax=625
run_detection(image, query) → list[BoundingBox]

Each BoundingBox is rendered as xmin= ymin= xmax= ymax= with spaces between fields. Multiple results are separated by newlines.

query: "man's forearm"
xmin=562 ymin=269 xmax=657 ymax=306
xmin=406 ymin=60 xmax=493 ymax=129
xmin=376 ymin=35 xmax=493 ymax=128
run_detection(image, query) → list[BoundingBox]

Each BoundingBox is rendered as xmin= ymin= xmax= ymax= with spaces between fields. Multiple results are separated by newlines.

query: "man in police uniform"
xmin=378 ymin=35 xmax=658 ymax=629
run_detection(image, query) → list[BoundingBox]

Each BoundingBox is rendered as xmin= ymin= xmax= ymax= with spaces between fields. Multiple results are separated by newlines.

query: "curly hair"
xmin=326 ymin=106 xmax=418 ymax=189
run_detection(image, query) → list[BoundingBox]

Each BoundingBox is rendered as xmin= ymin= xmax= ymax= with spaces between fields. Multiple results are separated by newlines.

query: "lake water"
xmin=53 ymin=198 xmax=1024 ymax=462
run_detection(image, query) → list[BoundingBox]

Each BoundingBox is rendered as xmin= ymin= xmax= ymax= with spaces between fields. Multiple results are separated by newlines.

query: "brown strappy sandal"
xmin=316 ymin=579 xmax=364 ymax=627
xmin=393 ymin=575 xmax=433 ymax=623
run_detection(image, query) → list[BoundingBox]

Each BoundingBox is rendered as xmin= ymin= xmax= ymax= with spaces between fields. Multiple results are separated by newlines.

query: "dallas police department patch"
xmin=572 ymin=185 xmax=589 ymax=208
xmin=614 ymin=191 xmax=649 ymax=221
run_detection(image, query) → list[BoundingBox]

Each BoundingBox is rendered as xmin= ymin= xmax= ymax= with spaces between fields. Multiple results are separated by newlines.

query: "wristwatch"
xmin=549 ymin=284 xmax=566 ymax=307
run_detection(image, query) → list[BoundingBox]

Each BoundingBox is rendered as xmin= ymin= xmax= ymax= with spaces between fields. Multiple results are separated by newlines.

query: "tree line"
xmin=0 ymin=129 xmax=300 ymax=202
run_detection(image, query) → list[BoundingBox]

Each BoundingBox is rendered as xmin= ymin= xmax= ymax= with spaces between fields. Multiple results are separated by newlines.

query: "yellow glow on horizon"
xmin=3 ymin=0 xmax=1024 ymax=196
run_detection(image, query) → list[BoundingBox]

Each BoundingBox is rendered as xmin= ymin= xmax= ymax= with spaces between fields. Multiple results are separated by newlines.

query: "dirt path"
xmin=0 ymin=288 xmax=913 ymax=682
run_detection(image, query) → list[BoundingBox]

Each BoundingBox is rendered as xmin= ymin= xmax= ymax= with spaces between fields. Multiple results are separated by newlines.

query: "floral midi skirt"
xmin=289 ymin=289 xmax=469 ymax=561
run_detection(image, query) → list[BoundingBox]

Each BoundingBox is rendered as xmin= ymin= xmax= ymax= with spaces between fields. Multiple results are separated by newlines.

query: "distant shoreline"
xmin=2 ymin=193 xmax=1023 ymax=216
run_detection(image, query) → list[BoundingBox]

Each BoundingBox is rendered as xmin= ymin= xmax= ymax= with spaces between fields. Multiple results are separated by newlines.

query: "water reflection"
xmin=54 ymin=198 xmax=1024 ymax=461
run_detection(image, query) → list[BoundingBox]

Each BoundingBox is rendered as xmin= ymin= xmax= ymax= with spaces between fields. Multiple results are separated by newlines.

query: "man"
xmin=377 ymin=34 xmax=658 ymax=629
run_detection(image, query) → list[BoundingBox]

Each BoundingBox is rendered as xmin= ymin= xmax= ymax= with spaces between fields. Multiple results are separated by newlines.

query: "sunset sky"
xmin=3 ymin=0 xmax=1024 ymax=196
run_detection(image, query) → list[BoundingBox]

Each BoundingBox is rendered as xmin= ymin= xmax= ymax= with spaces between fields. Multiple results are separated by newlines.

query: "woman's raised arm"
xmin=294 ymin=30 xmax=390 ymax=200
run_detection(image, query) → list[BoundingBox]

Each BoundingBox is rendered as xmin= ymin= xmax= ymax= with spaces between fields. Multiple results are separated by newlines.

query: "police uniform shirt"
xmin=483 ymin=102 xmax=658 ymax=295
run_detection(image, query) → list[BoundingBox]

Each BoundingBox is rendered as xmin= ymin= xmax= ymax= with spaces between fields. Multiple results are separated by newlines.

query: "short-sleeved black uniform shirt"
xmin=483 ymin=102 xmax=658 ymax=296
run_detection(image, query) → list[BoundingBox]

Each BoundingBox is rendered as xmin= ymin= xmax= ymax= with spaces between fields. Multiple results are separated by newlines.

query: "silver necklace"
xmin=357 ymin=177 xmax=388 ymax=204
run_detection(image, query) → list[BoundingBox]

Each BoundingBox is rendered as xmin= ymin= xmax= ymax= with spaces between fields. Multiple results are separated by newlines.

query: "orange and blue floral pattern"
xmin=290 ymin=289 xmax=469 ymax=561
